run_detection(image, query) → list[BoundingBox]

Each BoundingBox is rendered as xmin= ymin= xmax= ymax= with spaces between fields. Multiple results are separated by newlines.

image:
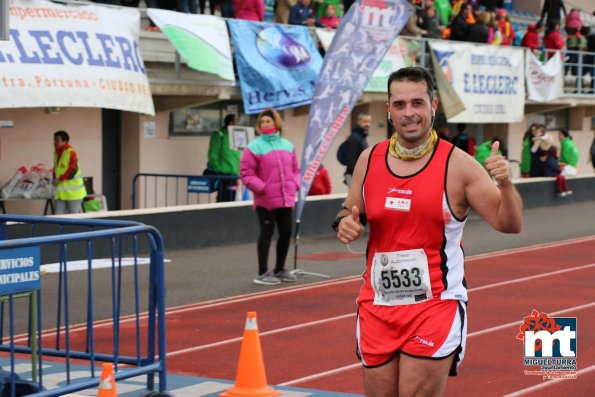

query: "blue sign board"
xmin=0 ymin=247 xmax=41 ymax=294
xmin=187 ymin=176 xmax=213 ymax=194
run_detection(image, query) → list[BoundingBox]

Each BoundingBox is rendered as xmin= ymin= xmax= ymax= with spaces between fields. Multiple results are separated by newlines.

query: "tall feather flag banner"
xmin=295 ymin=0 xmax=412 ymax=224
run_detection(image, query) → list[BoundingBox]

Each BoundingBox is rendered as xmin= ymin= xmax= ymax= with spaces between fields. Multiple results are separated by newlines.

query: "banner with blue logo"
xmin=0 ymin=247 xmax=41 ymax=295
xmin=295 ymin=0 xmax=413 ymax=223
xmin=227 ymin=20 xmax=323 ymax=114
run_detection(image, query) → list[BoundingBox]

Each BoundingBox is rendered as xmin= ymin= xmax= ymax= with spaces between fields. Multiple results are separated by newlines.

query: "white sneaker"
xmin=253 ymin=272 xmax=281 ymax=285
xmin=274 ymin=269 xmax=297 ymax=282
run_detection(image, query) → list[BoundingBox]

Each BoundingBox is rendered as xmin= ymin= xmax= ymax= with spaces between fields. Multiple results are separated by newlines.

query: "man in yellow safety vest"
xmin=52 ymin=130 xmax=87 ymax=214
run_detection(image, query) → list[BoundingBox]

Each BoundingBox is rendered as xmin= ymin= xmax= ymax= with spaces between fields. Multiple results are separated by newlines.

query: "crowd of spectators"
xmin=93 ymin=0 xmax=594 ymax=83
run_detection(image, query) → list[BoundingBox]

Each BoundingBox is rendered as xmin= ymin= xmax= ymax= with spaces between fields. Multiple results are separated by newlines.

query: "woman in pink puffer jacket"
xmin=240 ymin=108 xmax=300 ymax=286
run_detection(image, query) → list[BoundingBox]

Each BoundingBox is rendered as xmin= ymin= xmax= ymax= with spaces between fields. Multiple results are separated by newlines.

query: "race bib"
xmin=371 ymin=249 xmax=432 ymax=306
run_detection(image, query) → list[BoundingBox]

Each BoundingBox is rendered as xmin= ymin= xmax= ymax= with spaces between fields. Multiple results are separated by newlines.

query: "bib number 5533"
xmin=381 ymin=268 xmax=422 ymax=289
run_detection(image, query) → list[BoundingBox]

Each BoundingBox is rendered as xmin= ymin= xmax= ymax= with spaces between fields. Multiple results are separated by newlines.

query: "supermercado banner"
xmin=227 ymin=20 xmax=323 ymax=114
xmin=0 ymin=0 xmax=154 ymax=115
xmin=525 ymin=50 xmax=563 ymax=102
xmin=147 ymin=9 xmax=234 ymax=81
xmin=430 ymin=41 xmax=525 ymax=123
xmin=296 ymin=0 xmax=412 ymax=223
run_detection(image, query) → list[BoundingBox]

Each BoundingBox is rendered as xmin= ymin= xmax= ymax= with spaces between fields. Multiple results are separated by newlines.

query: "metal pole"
xmin=0 ymin=0 xmax=9 ymax=42
xmin=293 ymin=220 xmax=300 ymax=271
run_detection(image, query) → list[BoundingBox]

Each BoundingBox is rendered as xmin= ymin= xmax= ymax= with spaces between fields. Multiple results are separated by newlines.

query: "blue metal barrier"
xmin=131 ymin=173 xmax=244 ymax=209
xmin=0 ymin=215 xmax=167 ymax=397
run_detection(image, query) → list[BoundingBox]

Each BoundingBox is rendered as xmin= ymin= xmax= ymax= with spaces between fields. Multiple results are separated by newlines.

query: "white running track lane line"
xmin=277 ymin=302 xmax=595 ymax=386
xmin=463 ymin=235 xmax=595 ymax=261
xmin=165 ymin=313 xmax=355 ymax=358
xmin=467 ymin=263 xmax=595 ymax=292
xmin=501 ymin=364 xmax=595 ymax=397
xmin=13 ymin=260 xmax=595 ymax=344
xmin=278 ymin=363 xmax=361 ymax=386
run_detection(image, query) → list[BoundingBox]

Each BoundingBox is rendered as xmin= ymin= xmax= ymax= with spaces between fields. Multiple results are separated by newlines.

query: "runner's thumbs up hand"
xmin=484 ymin=141 xmax=510 ymax=186
xmin=337 ymin=205 xmax=365 ymax=244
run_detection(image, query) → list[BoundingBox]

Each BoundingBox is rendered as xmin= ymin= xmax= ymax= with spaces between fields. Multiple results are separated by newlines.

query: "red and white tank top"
xmin=359 ymin=139 xmax=467 ymax=307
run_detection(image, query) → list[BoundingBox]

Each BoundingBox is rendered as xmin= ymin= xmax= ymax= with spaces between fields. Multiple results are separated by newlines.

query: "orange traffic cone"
xmin=220 ymin=312 xmax=281 ymax=397
xmin=97 ymin=363 xmax=117 ymax=397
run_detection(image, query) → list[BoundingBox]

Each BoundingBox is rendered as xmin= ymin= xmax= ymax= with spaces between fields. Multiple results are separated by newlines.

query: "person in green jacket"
xmin=434 ymin=0 xmax=454 ymax=27
xmin=476 ymin=137 xmax=504 ymax=169
xmin=207 ymin=114 xmax=241 ymax=202
xmin=520 ymin=124 xmax=538 ymax=177
xmin=558 ymin=129 xmax=579 ymax=176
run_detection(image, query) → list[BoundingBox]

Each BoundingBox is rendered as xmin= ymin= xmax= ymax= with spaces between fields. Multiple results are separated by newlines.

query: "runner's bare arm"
xmin=335 ymin=147 xmax=371 ymax=244
xmin=463 ymin=142 xmax=523 ymax=233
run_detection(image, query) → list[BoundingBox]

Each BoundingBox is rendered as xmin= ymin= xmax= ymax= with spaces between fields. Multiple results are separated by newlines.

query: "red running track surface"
xmin=47 ymin=237 xmax=595 ymax=396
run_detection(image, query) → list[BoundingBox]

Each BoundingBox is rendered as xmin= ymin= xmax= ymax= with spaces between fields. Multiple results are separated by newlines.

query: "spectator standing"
xmin=558 ymin=129 xmax=579 ymax=176
xmin=234 ymin=0 xmax=264 ymax=21
xmin=495 ymin=9 xmax=515 ymax=45
xmin=275 ymin=0 xmax=296 ymax=24
xmin=521 ymin=24 xmax=542 ymax=53
xmin=320 ymin=4 xmax=341 ymax=29
xmin=449 ymin=5 xmax=472 ymax=41
xmin=543 ymin=146 xmax=573 ymax=196
xmin=288 ymin=0 xmax=322 ymax=27
xmin=520 ymin=123 xmax=538 ymax=178
xmin=538 ymin=0 xmax=567 ymax=34
xmin=52 ymin=131 xmax=87 ymax=215
xmin=543 ymin=19 xmax=565 ymax=60
xmin=342 ymin=113 xmax=371 ymax=186
xmin=400 ymin=0 xmax=428 ymax=37
xmin=467 ymin=11 xmax=491 ymax=44
xmin=433 ymin=0 xmax=454 ymax=27
xmin=207 ymin=114 xmax=241 ymax=202
xmin=418 ymin=0 xmax=443 ymax=40
xmin=565 ymin=11 xmax=585 ymax=77
xmin=240 ymin=108 xmax=299 ymax=286
xmin=308 ymin=164 xmax=332 ymax=195
xmin=450 ymin=123 xmax=477 ymax=156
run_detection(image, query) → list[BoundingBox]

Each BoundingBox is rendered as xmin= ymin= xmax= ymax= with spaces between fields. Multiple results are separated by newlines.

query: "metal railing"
xmin=0 ymin=215 xmax=167 ymax=397
xmin=131 ymin=172 xmax=242 ymax=209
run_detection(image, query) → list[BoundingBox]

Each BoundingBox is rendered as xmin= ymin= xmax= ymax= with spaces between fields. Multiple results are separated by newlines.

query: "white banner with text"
xmin=0 ymin=0 xmax=154 ymax=115
xmin=430 ymin=41 xmax=525 ymax=123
